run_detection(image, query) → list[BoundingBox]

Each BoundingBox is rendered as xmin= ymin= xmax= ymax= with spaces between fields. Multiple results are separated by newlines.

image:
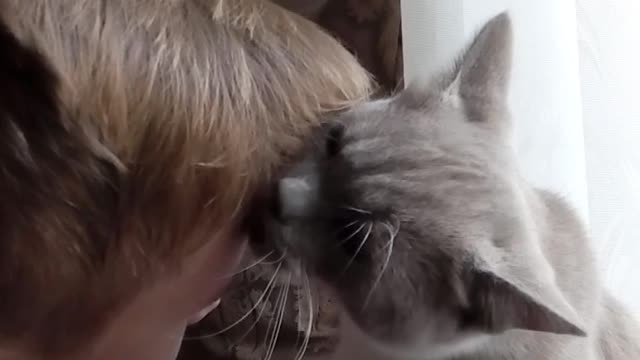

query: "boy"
xmin=0 ymin=1 xmax=370 ymax=359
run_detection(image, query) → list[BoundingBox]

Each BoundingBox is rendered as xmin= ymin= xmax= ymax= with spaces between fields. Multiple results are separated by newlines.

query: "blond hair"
xmin=0 ymin=0 xmax=370 ymax=355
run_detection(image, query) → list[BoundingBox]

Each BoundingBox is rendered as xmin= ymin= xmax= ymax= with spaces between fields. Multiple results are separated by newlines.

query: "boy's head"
xmin=0 ymin=1 xmax=370 ymax=358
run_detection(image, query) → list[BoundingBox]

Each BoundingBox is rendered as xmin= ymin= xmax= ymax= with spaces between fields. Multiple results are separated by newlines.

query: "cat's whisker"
xmin=230 ymin=270 xmax=282 ymax=345
xmin=342 ymin=220 xmax=360 ymax=229
xmin=363 ymin=221 xmax=399 ymax=308
xmin=342 ymin=205 xmax=372 ymax=215
xmin=219 ymin=251 xmax=275 ymax=279
xmin=261 ymin=279 xmax=285 ymax=360
xmin=185 ymin=263 xmax=283 ymax=340
xmin=240 ymin=267 xmax=276 ymax=285
xmin=337 ymin=221 xmax=367 ymax=246
xmin=260 ymin=249 xmax=288 ymax=266
xmin=342 ymin=222 xmax=374 ymax=273
xmin=263 ymin=272 xmax=291 ymax=360
xmin=294 ymin=269 xmax=314 ymax=360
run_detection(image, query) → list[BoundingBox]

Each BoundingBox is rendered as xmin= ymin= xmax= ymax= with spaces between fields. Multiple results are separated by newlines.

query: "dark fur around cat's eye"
xmin=246 ymin=12 xmax=640 ymax=360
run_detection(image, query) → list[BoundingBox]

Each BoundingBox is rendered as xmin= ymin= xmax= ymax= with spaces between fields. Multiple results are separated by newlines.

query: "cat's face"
xmin=247 ymin=13 xmax=585 ymax=359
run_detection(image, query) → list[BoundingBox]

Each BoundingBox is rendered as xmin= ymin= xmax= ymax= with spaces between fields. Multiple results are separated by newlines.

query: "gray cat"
xmin=246 ymin=12 xmax=640 ymax=360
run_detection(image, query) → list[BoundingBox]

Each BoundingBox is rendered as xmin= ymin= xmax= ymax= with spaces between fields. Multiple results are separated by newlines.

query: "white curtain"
xmin=401 ymin=0 xmax=640 ymax=315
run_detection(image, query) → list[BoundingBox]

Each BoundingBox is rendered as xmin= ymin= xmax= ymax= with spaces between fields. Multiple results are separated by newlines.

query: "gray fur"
xmin=249 ymin=12 xmax=640 ymax=360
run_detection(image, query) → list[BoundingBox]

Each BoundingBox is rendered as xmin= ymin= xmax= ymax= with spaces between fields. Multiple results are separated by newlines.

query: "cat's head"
xmin=247 ymin=12 xmax=586 ymax=359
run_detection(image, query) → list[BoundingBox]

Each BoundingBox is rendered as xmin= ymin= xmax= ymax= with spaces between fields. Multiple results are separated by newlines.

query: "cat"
xmin=246 ymin=12 xmax=640 ymax=360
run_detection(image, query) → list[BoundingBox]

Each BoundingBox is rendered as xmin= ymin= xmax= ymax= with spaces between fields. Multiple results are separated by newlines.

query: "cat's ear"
xmin=450 ymin=12 xmax=513 ymax=116
xmin=460 ymin=265 xmax=587 ymax=337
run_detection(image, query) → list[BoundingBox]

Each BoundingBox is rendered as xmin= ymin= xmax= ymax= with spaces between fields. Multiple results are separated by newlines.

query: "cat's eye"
xmin=325 ymin=124 xmax=344 ymax=157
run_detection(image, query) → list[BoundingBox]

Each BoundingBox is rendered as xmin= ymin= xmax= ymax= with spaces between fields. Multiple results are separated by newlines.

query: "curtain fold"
xmin=576 ymin=0 xmax=640 ymax=315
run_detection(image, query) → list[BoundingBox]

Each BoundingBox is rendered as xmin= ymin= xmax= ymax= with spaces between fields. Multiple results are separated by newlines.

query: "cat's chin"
xmin=335 ymin=314 xmax=489 ymax=360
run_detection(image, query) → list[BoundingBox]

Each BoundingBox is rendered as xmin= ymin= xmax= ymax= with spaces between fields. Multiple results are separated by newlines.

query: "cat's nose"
xmin=278 ymin=174 xmax=318 ymax=220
